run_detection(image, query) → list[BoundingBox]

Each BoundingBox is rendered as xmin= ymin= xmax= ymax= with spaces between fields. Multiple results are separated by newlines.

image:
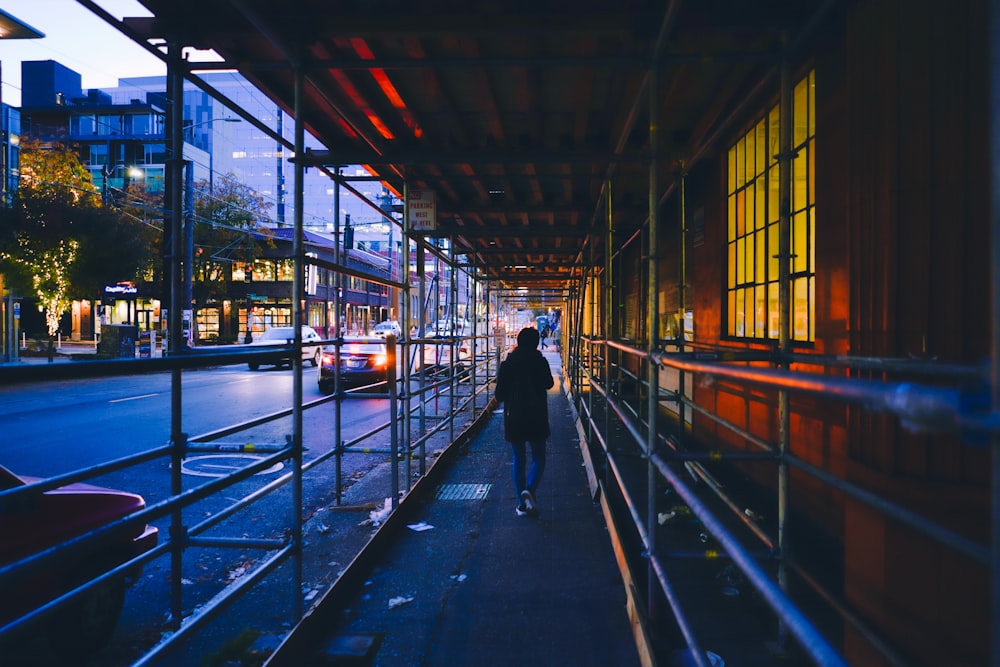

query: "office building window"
xmin=726 ymin=70 xmax=814 ymax=342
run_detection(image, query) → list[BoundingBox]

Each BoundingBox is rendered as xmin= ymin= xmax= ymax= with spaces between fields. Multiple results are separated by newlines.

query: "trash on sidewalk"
xmin=388 ymin=595 xmax=414 ymax=609
xmin=359 ymin=497 xmax=394 ymax=528
xmin=407 ymin=521 xmax=434 ymax=532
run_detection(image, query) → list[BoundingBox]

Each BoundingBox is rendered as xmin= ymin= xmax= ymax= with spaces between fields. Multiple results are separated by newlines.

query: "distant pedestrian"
xmin=540 ymin=324 xmax=550 ymax=349
xmin=494 ymin=327 xmax=554 ymax=517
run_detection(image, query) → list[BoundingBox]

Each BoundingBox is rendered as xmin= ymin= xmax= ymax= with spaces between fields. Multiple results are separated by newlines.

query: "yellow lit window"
xmin=726 ymin=70 xmax=815 ymax=342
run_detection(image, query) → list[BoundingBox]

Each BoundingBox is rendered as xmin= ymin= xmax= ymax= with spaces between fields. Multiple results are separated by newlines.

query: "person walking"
xmin=494 ymin=327 xmax=555 ymax=517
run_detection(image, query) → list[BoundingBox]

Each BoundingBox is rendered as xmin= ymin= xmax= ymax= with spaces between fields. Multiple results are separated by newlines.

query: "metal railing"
xmin=0 ymin=318 xmax=503 ymax=664
xmin=564 ymin=333 xmax=989 ymax=666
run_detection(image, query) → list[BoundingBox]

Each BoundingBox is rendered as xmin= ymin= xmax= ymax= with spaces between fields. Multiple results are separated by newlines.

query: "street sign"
xmin=406 ymin=189 xmax=437 ymax=232
xmin=13 ymin=302 xmax=19 ymax=318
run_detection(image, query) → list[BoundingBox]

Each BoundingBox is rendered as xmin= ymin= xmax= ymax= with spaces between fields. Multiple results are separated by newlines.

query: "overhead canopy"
xmin=106 ymin=0 xmax=831 ymax=297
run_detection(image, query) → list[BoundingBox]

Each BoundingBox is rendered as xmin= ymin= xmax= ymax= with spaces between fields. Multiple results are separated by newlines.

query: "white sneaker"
xmin=515 ymin=502 xmax=528 ymax=517
xmin=521 ymin=490 xmax=536 ymax=513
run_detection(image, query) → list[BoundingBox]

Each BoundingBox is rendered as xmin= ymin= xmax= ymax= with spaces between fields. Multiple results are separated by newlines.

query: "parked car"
xmin=0 ymin=465 xmax=158 ymax=657
xmin=318 ymin=336 xmax=396 ymax=394
xmin=371 ymin=320 xmax=402 ymax=339
xmin=245 ymin=325 xmax=323 ymax=370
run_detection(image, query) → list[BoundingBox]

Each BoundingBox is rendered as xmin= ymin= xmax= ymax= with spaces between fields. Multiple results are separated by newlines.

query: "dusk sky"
xmin=0 ymin=1 xmax=198 ymax=106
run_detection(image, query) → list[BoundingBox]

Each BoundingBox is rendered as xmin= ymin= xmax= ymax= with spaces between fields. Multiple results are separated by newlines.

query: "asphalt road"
xmin=1 ymin=362 xmax=444 ymax=666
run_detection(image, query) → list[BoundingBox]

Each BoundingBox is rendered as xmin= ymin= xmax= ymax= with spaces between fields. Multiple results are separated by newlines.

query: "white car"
xmin=246 ymin=325 xmax=323 ymax=370
xmin=371 ymin=321 xmax=402 ymax=338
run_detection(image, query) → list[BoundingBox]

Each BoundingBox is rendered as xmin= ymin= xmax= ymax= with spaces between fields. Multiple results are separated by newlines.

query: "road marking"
xmin=181 ymin=454 xmax=284 ymax=477
xmin=110 ymin=393 xmax=159 ymax=403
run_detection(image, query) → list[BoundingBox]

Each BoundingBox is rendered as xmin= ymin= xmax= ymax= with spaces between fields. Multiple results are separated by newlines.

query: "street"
xmin=1 ymin=363 xmax=419 ymax=666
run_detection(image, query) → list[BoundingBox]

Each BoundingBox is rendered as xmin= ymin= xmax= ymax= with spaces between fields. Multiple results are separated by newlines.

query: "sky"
xmin=0 ymin=0 xmax=167 ymax=106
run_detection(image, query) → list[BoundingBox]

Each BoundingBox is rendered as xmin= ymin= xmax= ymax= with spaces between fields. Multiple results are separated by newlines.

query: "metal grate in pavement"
xmin=436 ymin=483 xmax=492 ymax=501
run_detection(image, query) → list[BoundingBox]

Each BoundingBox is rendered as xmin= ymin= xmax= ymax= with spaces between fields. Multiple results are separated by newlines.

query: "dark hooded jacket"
xmin=495 ymin=339 xmax=554 ymax=443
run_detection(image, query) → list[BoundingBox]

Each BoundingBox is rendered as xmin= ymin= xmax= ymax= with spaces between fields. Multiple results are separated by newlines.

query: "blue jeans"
xmin=511 ymin=439 xmax=546 ymax=495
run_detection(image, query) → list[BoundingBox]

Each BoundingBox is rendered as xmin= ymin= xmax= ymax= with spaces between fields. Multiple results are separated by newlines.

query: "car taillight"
xmin=373 ymin=354 xmax=388 ymax=368
xmin=322 ymin=353 xmax=335 ymax=365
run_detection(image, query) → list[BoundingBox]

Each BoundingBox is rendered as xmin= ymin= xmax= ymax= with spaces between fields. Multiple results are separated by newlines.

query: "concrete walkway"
xmin=268 ymin=350 xmax=642 ymax=667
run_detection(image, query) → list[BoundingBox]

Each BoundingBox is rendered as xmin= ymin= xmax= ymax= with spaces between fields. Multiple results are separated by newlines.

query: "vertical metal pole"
xmin=989 ymin=2 xmax=1000 ymax=664
xmin=184 ymin=159 xmax=194 ymax=346
xmin=469 ymin=260 xmax=478 ymax=414
xmin=166 ymin=35 xmax=186 ymax=631
xmin=678 ymin=165 xmax=688 ymax=432
xmin=604 ymin=182 xmax=614 ymax=485
xmin=399 ymin=212 xmax=412 ymax=485
xmin=646 ymin=64 xmax=660 ymax=616
xmin=776 ymin=43 xmax=793 ymax=652
xmin=389 ymin=335 xmax=400 ymax=508
xmin=333 ymin=168 xmax=344 ymax=504
xmin=291 ymin=64 xmax=305 ymax=621
xmin=449 ymin=242 xmax=458 ymax=443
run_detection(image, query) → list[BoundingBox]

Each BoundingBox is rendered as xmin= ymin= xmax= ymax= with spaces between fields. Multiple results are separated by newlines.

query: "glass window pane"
xmin=755 ymin=285 xmax=766 ymax=338
xmin=808 ymin=70 xmax=815 ymax=136
xmin=793 ymin=277 xmax=809 ymax=340
xmin=736 ymin=189 xmax=745 ymax=237
xmin=755 ymin=119 xmax=767 ymax=177
xmin=756 ymin=180 xmax=766 ymax=230
xmin=746 ymin=182 xmax=755 ymax=231
xmin=793 ymin=152 xmax=807 ymax=212
xmin=728 ymin=195 xmax=736 ymax=240
xmin=736 ymin=237 xmax=746 ymax=284
xmin=810 ymin=207 xmax=816 ymax=269
xmin=728 ymin=242 xmax=736 ymax=288
xmin=755 ymin=230 xmax=766 ymax=282
xmin=768 ymin=282 xmax=780 ymax=338
xmin=794 ymin=77 xmax=808 ymax=147
xmin=809 ymin=276 xmax=815 ymax=341
xmin=733 ymin=288 xmax=743 ymax=336
xmin=726 ymin=290 xmax=736 ymax=336
xmin=793 ymin=211 xmax=808 ymax=273
xmin=769 ymin=107 xmax=780 ymax=165
xmin=768 ymin=222 xmax=779 ymax=279
xmin=768 ymin=165 xmax=779 ymax=223
xmin=808 ymin=140 xmax=815 ymax=207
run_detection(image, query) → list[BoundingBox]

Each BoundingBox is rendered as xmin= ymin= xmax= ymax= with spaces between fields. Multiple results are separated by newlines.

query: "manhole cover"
xmin=181 ymin=454 xmax=284 ymax=478
xmin=436 ymin=483 xmax=492 ymax=500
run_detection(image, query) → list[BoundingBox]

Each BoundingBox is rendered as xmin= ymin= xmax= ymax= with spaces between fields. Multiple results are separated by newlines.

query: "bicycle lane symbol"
xmin=180 ymin=454 xmax=285 ymax=478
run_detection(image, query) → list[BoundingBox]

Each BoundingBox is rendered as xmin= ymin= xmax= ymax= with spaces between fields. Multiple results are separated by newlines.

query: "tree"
xmin=0 ymin=139 xmax=155 ymax=337
xmin=190 ymin=174 xmax=274 ymax=340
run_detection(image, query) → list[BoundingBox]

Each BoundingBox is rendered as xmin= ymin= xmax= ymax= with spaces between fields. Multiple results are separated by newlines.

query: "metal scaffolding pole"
xmin=290 ymin=62 xmax=306 ymax=621
xmin=990 ymin=1 xmax=1000 ymax=664
xmin=645 ymin=62 xmax=660 ymax=623
xmin=776 ymin=45 xmax=794 ymax=653
xmin=166 ymin=34 xmax=186 ymax=632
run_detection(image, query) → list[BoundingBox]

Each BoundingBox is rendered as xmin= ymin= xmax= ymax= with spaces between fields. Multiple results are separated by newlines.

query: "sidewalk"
xmin=2 ymin=342 xmax=97 ymax=366
xmin=267 ymin=350 xmax=642 ymax=667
